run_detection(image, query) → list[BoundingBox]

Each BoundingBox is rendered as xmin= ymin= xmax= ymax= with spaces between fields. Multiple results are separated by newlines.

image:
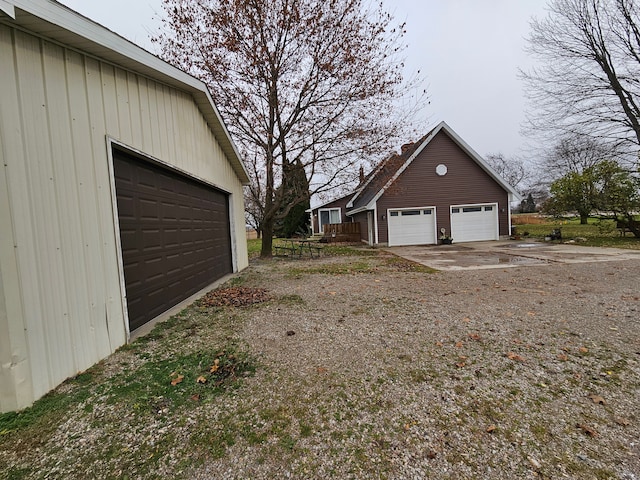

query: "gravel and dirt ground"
xmin=1 ymin=248 xmax=639 ymax=479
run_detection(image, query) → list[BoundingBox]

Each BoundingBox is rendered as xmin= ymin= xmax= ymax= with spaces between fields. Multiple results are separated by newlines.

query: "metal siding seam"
xmin=14 ymin=31 xmax=60 ymax=399
xmin=99 ymin=63 xmax=120 ymax=140
xmin=127 ymin=71 xmax=143 ymax=148
xmin=0 ymin=25 xmax=35 ymax=411
xmin=42 ymin=41 xmax=81 ymax=379
xmin=85 ymin=57 xmax=127 ymax=352
xmin=67 ymin=48 xmax=112 ymax=361
xmin=114 ymin=67 xmax=131 ymax=145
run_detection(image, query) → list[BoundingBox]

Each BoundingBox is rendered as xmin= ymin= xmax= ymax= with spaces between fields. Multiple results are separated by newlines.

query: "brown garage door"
xmin=113 ymin=149 xmax=232 ymax=331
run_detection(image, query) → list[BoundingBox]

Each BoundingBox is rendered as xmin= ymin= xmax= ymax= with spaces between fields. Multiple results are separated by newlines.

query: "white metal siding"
xmin=0 ymin=24 xmax=248 ymax=411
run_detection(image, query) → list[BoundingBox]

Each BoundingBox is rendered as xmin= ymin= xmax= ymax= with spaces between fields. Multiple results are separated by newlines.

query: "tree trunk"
xmin=579 ymin=213 xmax=589 ymax=224
xmin=624 ymin=217 xmax=640 ymax=238
xmin=260 ymin=222 xmax=274 ymax=258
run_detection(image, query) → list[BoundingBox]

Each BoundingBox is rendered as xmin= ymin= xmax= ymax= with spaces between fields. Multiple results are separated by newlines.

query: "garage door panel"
xmin=114 ymin=150 xmax=232 ymax=331
xmin=450 ymin=205 xmax=498 ymax=243
xmin=388 ymin=208 xmax=436 ymax=246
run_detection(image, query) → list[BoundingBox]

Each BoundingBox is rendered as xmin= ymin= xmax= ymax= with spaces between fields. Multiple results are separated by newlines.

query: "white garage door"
xmin=450 ymin=204 xmax=498 ymax=243
xmin=388 ymin=208 xmax=437 ymax=246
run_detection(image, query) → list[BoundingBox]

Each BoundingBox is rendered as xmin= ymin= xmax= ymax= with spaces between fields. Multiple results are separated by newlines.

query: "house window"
xmin=452 ymin=208 xmax=460 ymax=213
xmin=423 ymin=209 xmax=432 ymax=214
xmin=462 ymin=206 xmax=482 ymax=213
xmin=401 ymin=210 xmax=421 ymax=216
xmin=319 ymin=208 xmax=341 ymax=231
xmin=390 ymin=211 xmax=399 ymax=216
xmin=485 ymin=206 xmax=493 ymax=211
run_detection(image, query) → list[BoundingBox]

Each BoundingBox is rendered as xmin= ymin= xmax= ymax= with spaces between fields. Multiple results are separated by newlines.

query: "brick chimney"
xmin=400 ymin=142 xmax=414 ymax=154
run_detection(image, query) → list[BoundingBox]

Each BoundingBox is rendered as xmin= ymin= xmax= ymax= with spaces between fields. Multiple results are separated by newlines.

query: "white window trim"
xmin=318 ymin=207 xmax=342 ymax=233
xmin=450 ymin=202 xmax=498 ymax=211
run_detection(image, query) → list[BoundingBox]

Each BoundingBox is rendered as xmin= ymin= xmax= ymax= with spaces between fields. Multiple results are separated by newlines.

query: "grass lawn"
xmin=247 ymin=238 xmax=378 ymax=258
xmin=512 ymin=214 xmax=640 ymax=250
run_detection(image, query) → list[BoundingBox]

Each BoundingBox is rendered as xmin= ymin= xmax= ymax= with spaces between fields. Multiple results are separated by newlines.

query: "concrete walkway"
xmin=384 ymin=240 xmax=640 ymax=271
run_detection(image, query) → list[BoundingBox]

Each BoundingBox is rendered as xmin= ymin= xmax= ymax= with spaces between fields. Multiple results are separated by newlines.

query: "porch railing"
xmin=322 ymin=222 xmax=361 ymax=243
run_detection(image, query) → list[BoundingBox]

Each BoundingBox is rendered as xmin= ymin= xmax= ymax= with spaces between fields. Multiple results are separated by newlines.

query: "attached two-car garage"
xmin=113 ymin=149 xmax=233 ymax=331
xmin=386 ymin=203 xmax=499 ymax=246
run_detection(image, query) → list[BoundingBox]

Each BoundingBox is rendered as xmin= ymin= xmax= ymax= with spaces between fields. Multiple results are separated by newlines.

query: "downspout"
xmin=373 ymin=204 xmax=379 ymax=246
xmin=507 ymin=194 xmax=513 ymax=238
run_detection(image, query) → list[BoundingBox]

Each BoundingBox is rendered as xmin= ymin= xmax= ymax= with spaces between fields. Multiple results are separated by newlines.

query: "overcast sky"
xmin=58 ymin=0 xmax=548 ymax=161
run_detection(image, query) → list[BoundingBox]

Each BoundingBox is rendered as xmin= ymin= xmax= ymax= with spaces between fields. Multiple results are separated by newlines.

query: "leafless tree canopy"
xmin=522 ymin=0 xmax=640 ymax=157
xmin=154 ymin=0 xmax=427 ymax=255
xmin=540 ymin=134 xmax=615 ymax=178
xmin=484 ymin=153 xmax=529 ymax=192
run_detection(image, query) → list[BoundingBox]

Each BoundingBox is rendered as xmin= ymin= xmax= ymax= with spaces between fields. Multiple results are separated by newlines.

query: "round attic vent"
xmin=436 ymin=164 xmax=448 ymax=176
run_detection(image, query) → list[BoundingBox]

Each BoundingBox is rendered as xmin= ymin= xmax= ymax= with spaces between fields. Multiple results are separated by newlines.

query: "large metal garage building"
xmin=0 ymin=0 xmax=250 ymax=412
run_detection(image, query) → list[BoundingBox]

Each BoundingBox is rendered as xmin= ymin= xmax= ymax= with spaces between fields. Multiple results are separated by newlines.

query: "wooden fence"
xmin=322 ymin=222 xmax=361 ymax=243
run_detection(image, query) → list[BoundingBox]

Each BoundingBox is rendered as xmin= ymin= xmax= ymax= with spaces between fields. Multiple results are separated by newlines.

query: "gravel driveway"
xmin=1 ymin=249 xmax=639 ymax=479
xmin=194 ymin=252 xmax=640 ymax=479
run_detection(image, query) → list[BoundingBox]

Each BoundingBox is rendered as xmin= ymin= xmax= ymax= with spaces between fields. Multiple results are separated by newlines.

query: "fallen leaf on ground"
xmin=196 ymin=376 xmax=207 ymax=384
xmin=463 ymin=317 xmax=471 ymax=322
xmin=577 ymin=423 xmax=598 ymax=437
xmin=201 ymin=287 xmax=269 ymax=307
xmin=557 ymin=354 xmax=568 ymax=361
xmin=455 ymin=341 xmax=464 ymax=348
xmin=588 ymin=394 xmax=605 ymax=405
xmin=579 ymin=347 xmax=589 ymax=353
xmin=170 ymin=374 xmax=184 ymax=386
xmin=506 ymin=352 xmax=524 ymax=362
xmin=468 ymin=333 xmax=481 ymax=341
xmin=486 ymin=425 xmax=496 ymax=433
xmin=615 ymin=417 xmax=630 ymax=426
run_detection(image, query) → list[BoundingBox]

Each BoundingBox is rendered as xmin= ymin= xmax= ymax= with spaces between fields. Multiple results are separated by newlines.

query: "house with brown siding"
xmin=310 ymin=122 xmax=520 ymax=246
xmin=309 ymin=194 xmax=353 ymax=235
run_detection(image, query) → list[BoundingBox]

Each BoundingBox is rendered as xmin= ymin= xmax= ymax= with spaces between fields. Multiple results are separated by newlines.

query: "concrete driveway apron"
xmin=384 ymin=240 xmax=640 ymax=271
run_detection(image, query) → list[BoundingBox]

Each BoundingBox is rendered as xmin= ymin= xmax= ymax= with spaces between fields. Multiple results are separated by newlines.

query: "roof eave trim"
xmin=367 ymin=122 xmax=446 ymax=207
xmin=311 ymin=192 xmax=358 ymax=211
xmin=6 ymin=0 xmax=249 ymax=184
xmin=439 ymin=122 xmax=520 ymax=198
xmin=0 ymin=0 xmax=15 ymax=18
xmin=345 ymin=205 xmax=371 ymax=216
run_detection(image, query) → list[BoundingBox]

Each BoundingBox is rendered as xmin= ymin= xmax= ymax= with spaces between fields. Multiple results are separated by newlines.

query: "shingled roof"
xmin=346 ymin=122 xmax=520 ymax=214
xmin=346 ymin=129 xmax=433 ymax=212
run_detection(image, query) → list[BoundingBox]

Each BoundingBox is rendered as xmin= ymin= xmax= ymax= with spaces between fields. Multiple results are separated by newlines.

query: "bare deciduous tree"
xmin=539 ymin=134 xmax=613 ymax=180
xmin=522 ymin=0 xmax=640 ymax=157
xmin=154 ymin=0 xmax=427 ymax=256
xmin=484 ymin=153 xmax=529 ymax=192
